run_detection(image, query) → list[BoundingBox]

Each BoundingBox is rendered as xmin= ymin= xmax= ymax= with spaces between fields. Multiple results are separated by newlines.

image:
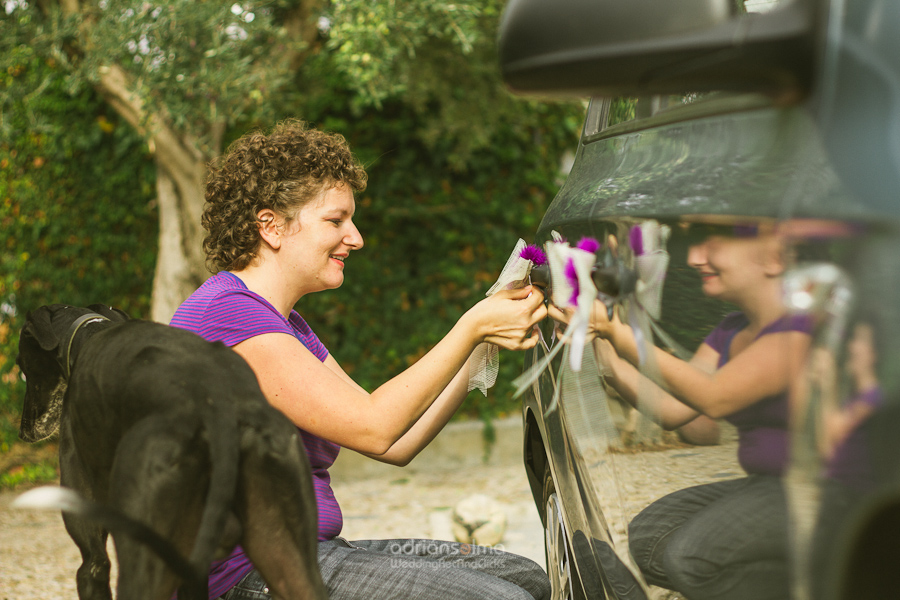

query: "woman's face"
xmin=281 ymin=184 xmax=363 ymax=295
xmin=687 ymin=233 xmax=780 ymax=302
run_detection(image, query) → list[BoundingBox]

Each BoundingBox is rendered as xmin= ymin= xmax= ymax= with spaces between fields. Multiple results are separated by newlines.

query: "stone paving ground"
xmin=0 ymin=461 xmax=545 ymax=600
xmin=0 ymin=419 xmax=738 ymax=599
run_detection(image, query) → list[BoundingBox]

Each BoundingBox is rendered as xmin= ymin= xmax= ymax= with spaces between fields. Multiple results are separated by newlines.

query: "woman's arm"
xmin=605 ymin=313 xmax=810 ymax=419
xmin=233 ymin=286 xmax=545 ymax=456
xmin=550 ymin=302 xmax=718 ymax=425
xmin=595 ymin=337 xmax=720 ymax=428
xmin=322 ymin=353 xmax=472 ymax=466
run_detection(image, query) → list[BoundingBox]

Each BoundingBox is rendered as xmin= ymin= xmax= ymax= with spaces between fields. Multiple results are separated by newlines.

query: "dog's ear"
xmin=88 ymin=304 xmax=131 ymax=322
xmin=22 ymin=306 xmax=61 ymax=351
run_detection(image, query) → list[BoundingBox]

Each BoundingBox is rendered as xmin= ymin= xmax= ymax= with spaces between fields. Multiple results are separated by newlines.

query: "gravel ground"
xmin=0 ymin=438 xmax=740 ymax=600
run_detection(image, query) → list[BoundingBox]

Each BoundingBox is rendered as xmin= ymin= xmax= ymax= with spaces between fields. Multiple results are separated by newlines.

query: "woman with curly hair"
xmin=171 ymin=120 xmax=550 ymax=600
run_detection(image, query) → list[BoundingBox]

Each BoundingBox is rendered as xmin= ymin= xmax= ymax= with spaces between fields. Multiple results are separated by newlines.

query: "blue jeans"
xmin=223 ymin=537 xmax=550 ymax=600
xmin=628 ymin=475 xmax=790 ymax=600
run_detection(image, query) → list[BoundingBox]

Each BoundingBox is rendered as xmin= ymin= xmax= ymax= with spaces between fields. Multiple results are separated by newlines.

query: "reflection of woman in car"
xmin=810 ymin=318 xmax=884 ymax=600
xmin=558 ymin=223 xmax=811 ymax=600
xmin=823 ymin=322 xmax=882 ymax=473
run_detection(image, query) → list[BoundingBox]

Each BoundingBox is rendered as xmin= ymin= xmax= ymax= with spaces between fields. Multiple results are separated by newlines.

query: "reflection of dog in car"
xmin=16 ymin=304 xmax=326 ymax=600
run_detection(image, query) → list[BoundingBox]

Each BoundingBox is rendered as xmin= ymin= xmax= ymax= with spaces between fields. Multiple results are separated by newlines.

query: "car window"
xmin=744 ymin=0 xmax=783 ymax=13
xmin=606 ymin=94 xmax=713 ymax=129
xmin=585 ymin=91 xmax=751 ymax=140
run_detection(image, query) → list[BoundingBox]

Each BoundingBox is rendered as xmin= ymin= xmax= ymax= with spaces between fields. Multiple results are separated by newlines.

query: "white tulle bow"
xmin=512 ymin=238 xmax=600 ymax=401
xmin=630 ymin=221 xmax=670 ymax=321
xmin=546 ymin=240 xmax=598 ymax=372
xmin=469 ymin=239 xmax=540 ymax=396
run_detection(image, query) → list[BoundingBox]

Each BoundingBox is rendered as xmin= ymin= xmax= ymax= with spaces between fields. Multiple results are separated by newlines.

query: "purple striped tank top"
xmin=170 ymin=271 xmax=341 ymax=599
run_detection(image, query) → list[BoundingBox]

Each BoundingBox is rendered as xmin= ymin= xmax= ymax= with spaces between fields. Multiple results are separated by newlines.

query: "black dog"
xmin=16 ymin=304 xmax=326 ymax=600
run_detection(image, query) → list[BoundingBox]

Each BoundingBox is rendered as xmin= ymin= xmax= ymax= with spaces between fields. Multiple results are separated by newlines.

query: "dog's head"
xmin=16 ymin=304 xmax=129 ymax=443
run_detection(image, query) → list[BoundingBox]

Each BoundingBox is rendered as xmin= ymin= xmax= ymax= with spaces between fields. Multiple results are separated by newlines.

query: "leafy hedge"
xmin=298 ymin=96 xmax=582 ymax=421
xmin=1 ymin=45 xmax=583 ymax=445
xmin=1 ymin=47 xmax=159 ymax=448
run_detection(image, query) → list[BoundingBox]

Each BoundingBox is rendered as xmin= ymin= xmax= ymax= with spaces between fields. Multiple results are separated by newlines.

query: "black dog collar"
xmin=59 ymin=313 xmax=111 ymax=378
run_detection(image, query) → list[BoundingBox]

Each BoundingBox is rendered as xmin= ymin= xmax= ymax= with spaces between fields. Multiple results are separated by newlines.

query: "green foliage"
xmin=608 ymin=98 xmax=637 ymax=127
xmin=0 ymin=457 xmax=58 ymax=489
xmin=292 ymin=90 xmax=581 ymax=419
xmin=324 ymin=0 xmax=493 ymax=106
xmin=89 ymin=0 xmax=307 ymax=153
xmin=0 ymin=46 xmax=158 ymax=431
xmin=0 ymin=412 xmax=21 ymax=450
xmin=221 ymin=0 xmax=587 ymax=419
xmin=2 ymin=0 xmax=308 ymax=155
xmin=318 ymin=0 xmax=563 ymax=169
xmin=1 ymin=0 xmax=583 ymax=436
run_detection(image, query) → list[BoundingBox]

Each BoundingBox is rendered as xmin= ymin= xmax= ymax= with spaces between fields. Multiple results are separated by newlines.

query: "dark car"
xmin=498 ymin=0 xmax=900 ymax=599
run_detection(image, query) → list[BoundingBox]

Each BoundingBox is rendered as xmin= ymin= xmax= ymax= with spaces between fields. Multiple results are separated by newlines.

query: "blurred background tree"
xmin=1 ymin=0 xmax=582 ymax=467
xmin=4 ymin=0 xmax=329 ymax=322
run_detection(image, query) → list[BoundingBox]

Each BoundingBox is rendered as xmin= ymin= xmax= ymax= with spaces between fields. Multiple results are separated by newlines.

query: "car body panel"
xmin=541 ymin=102 xmax=875 ymax=235
xmin=502 ymin=0 xmax=900 ymax=598
xmin=498 ymin=0 xmax=816 ymax=97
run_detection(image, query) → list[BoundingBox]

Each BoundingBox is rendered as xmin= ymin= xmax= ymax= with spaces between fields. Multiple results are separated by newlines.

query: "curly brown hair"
xmin=202 ymin=119 xmax=368 ymax=273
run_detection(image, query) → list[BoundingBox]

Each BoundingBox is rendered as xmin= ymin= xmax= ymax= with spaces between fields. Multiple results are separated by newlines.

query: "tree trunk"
xmin=47 ymin=2 xmax=328 ymax=322
xmin=92 ymin=64 xmax=212 ymax=322
xmin=150 ymin=157 xmax=208 ymax=323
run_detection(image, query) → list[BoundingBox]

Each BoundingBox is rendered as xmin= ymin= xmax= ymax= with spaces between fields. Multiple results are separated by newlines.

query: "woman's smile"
xmin=282 ymin=185 xmax=363 ymax=296
xmin=687 ymin=231 xmax=783 ymax=305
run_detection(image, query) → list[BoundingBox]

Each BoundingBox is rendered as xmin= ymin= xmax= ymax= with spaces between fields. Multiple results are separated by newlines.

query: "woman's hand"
xmin=593 ymin=337 xmax=620 ymax=376
xmin=467 ymin=285 xmax=547 ymax=351
xmin=547 ymin=298 xmax=618 ymax=341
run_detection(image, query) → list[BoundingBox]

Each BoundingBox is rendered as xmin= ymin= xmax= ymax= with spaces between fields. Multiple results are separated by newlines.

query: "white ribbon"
xmin=547 ymin=242 xmax=598 ymax=372
xmin=469 ymin=239 xmax=534 ymax=396
xmin=631 ymin=221 xmax=670 ymax=321
xmin=512 ymin=239 xmax=598 ymax=399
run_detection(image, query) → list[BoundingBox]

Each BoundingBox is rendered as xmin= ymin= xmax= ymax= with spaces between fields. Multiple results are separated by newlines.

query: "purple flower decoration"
xmin=576 ymin=237 xmax=601 ymax=254
xmin=629 ymin=225 xmax=644 ymax=256
xmin=519 ymin=244 xmax=548 ymax=266
xmin=564 ymin=258 xmax=579 ymax=306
